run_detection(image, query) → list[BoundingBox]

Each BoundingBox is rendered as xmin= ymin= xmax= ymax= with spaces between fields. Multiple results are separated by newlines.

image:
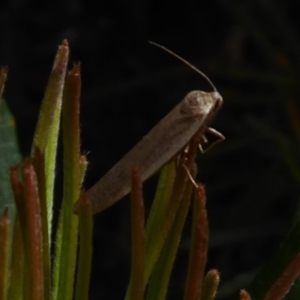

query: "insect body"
xmin=74 ymin=43 xmax=224 ymax=215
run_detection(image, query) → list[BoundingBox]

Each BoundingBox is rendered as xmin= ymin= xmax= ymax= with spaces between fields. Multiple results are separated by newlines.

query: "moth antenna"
xmin=149 ymin=41 xmax=217 ymax=91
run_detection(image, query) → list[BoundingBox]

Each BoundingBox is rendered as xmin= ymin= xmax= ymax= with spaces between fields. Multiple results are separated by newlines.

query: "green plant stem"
xmin=184 ymin=185 xmax=208 ymax=300
xmin=146 ymin=164 xmax=196 ymax=300
xmin=10 ymin=166 xmax=30 ymax=300
xmin=7 ymin=215 xmax=24 ymax=300
xmin=53 ymin=156 xmax=87 ymax=299
xmin=200 ymin=270 xmax=220 ymax=300
xmin=31 ymin=40 xmax=69 ymax=155
xmin=127 ymin=167 xmax=145 ymax=300
xmin=32 ymin=149 xmax=51 ymax=298
xmin=240 ymin=289 xmax=252 ymax=300
xmin=263 ymin=252 xmax=300 ymax=300
xmin=144 ymin=136 xmax=199 ymax=287
xmin=145 ymin=162 xmax=176 ymax=240
xmin=22 ymin=159 xmax=44 ymax=300
xmin=55 ymin=64 xmax=82 ymax=300
xmin=0 ymin=208 xmax=10 ymax=300
xmin=75 ymin=192 xmax=93 ymax=300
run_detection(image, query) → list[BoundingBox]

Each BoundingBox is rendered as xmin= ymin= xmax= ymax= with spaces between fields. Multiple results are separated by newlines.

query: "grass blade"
xmin=32 ymin=149 xmax=51 ymax=298
xmin=145 ymin=136 xmax=199 ymax=286
xmin=146 ymin=164 xmax=196 ymax=300
xmin=31 ymin=40 xmax=69 ymax=238
xmin=126 ymin=167 xmax=145 ymax=300
xmin=240 ymin=289 xmax=252 ymax=300
xmin=0 ymin=208 xmax=11 ymax=300
xmin=200 ymin=270 xmax=220 ymax=300
xmin=55 ymin=64 xmax=82 ymax=300
xmin=22 ymin=159 xmax=44 ymax=300
xmin=75 ymin=192 xmax=93 ymax=300
xmin=184 ymin=184 xmax=208 ymax=300
xmin=7 ymin=215 xmax=24 ymax=300
xmin=0 ymin=97 xmax=22 ymax=222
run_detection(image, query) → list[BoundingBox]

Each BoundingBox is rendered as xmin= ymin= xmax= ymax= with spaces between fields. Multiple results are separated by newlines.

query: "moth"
xmin=74 ymin=42 xmax=224 ymax=214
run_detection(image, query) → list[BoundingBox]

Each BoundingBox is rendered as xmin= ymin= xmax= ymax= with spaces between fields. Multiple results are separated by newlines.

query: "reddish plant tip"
xmin=207 ymin=269 xmax=220 ymax=278
xmin=23 ymin=158 xmax=39 ymax=190
xmin=53 ymin=40 xmax=69 ymax=72
xmin=240 ymin=289 xmax=251 ymax=300
xmin=196 ymin=184 xmax=205 ymax=196
xmin=0 ymin=208 xmax=10 ymax=231
xmin=0 ymin=66 xmax=8 ymax=77
xmin=58 ymin=40 xmax=69 ymax=52
xmin=9 ymin=166 xmax=19 ymax=183
xmin=61 ymin=39 xmax=69 ymax=47
xmin=23 ymin=158 xmax=34 ymax=173
xmin=10 ymin=165 xmax=20 ymax=177
xmin=264 ymin=252 xmax=300 ymax=300
xmin=70 ymin=62 xmax=81 ymax=76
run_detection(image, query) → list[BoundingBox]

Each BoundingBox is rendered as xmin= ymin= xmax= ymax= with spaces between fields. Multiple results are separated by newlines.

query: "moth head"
xmin=180 ymin=90 xmax=223 ymax=117
xmin=211 ymin=91 xmax=223 ymax=111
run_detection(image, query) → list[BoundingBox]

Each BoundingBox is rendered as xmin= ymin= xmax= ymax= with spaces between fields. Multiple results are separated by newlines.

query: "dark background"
xmin=1 ymin=0 xmax=300 ymax=299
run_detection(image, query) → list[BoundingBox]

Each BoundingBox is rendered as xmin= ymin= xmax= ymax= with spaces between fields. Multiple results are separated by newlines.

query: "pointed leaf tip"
xmin=70 ymin=63 xmax=81 ymax=76
xmin=62 ymin=39 xmax=69 ymax=47
xmin=0 ymin=66 xmax=8 ymax=80
xmin=53 ymin=41 xmax=69 ymax=72
xmin=240 ymin=289 xmax=251 ymax=300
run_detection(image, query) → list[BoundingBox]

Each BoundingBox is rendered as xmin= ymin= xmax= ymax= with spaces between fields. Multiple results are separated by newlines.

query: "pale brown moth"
xmin=74 ymin=42 xmax=224 ymax=215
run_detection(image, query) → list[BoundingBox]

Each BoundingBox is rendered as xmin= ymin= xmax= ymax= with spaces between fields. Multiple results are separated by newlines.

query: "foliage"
xmin=1 ymin=37 xmax=300 ymax=300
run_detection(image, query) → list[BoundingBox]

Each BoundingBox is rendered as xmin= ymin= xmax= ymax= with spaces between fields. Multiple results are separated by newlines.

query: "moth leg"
xmin=198 ymin=144 xmax=204 ymax=153
xmin=198 ymin=134 xmax=208 ymax=153
xmin=183 ymin=164 xmax=198 ymax=189
xmin=202 ymin=127 xmax=225 ymax=153
xmin=201 ymin=135 xmax=208 ymax=144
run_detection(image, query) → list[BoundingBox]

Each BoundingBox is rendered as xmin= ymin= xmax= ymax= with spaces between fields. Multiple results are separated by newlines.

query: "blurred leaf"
xmin=0 ymin=208 xmax=10 ymax=300
xmin=0 ymin=100 xmax=22 ymax=220
xmin=287 ymin=98 xmax=300 ymax=146
xmin=7 ymin=215 xmax=24 ymax=300
xmin=249 ymin=217 xmax=300 ymax=298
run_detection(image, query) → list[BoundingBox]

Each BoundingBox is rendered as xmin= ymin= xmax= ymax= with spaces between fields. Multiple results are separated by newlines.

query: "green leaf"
xmin=200 ymin=270 xmax=220 ymax=300
xmin=127 ymin=168 xmax=146 ymax=300
xmin=0 ymin=100 xmax=22 ymax=221
xmin=75 ymin=192 xmax=93 ymax=300
xmin=31 ymin=40 xmax=69 ymax=239
xmin=146 ymin=166 xmax=194 ymax=300
xmin=55 ymin=64 xmax=83 ymax=300
xmin=0 ymin=209 xmax=11 ymax=300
